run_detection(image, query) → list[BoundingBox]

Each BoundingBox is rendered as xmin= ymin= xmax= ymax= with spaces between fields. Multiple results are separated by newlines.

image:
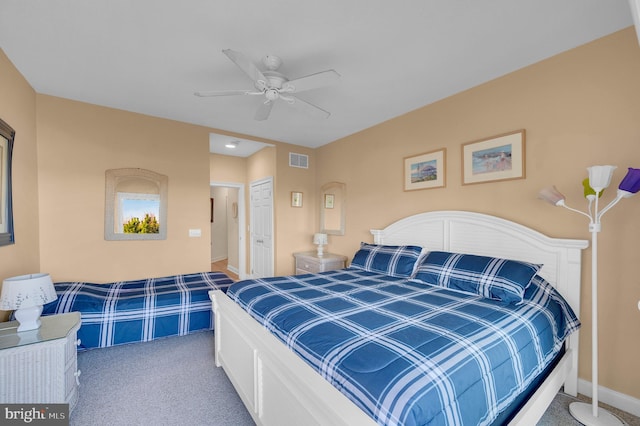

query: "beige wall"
xmin=316 ymin=28 xmax=640 ymax=400
xmin=36 ymin=95 xmax=213 ymax=282
xmin=210 ymin=153 xmax=246 ymax=183
xmin=273 ymin=144 xmax=317 ymax=275
xmin=0 ymin=49 xmax=41 ymax=321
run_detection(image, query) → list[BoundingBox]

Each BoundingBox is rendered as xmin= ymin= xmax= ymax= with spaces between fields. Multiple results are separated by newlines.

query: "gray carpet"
xmin=71 ymin=331 xmax=254 ymax=426
xmin=71 ymin=331 xmax=639 ymax=425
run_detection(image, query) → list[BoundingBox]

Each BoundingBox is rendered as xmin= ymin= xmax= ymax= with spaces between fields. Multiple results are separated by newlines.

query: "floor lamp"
xmin=539 ymin=166 xmax=640 ymax=426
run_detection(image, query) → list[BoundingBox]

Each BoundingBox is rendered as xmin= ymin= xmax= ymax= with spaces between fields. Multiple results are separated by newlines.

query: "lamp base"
xmin=569 ymin=402 xmax=626 ymax=426
xmin=316 ymin=244 xmax=324 ymax=257
xmin=14 ymin=305 xmax=44 ymax=332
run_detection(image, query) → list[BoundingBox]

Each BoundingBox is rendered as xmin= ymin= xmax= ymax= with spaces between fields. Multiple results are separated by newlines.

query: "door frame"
xmin=210 ymin=181 xmax=246 ymax=280
xmin=250 ymin=177 xmax=274 ymax=279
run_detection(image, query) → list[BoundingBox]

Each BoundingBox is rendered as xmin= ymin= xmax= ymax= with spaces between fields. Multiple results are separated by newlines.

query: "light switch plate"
xmin=188 ymin=229 xmax=202 ymax=237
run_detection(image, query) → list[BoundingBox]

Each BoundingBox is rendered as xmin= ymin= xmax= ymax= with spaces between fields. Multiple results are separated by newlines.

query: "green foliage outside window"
xmin=123 ymin=214 xmax=160 ymax=234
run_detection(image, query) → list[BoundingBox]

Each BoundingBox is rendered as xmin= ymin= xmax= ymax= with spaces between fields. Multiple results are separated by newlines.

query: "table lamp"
xmin=0 ymin=273 xmax=57 ymax=332
xmin=313 ymin=233 xmax=328 ymax=257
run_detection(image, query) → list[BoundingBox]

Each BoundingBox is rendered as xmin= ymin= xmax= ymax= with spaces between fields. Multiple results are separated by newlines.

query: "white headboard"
xmin=370 ymin=210 xmax=588 ymax=317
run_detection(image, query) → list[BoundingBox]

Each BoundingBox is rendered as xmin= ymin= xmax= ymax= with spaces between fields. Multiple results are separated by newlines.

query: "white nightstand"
xmin=0 ymin=312 xmax=81 ymax=411
xmin=293 ymin=251 xmax=348 ymax=274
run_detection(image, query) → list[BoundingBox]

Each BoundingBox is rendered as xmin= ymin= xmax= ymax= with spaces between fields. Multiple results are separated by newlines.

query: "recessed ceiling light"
xmin=225 ymin=140 xmax=239 ymax=149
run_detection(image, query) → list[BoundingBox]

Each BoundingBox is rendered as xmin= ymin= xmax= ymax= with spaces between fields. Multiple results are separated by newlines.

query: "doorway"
xmin=210 ymin=182 xmax=246 ymax=280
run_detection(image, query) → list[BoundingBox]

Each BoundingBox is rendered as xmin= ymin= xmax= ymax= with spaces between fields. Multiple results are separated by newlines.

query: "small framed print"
xmin=291 ymin=191 xmax=303 ymax=207
xmin=404 ymin=148 xmax=446 ymax=191
xmin=462 ymin=129 xmax=525 ymax=185
xmin=324 ymin=194 xmax=335 ymax=209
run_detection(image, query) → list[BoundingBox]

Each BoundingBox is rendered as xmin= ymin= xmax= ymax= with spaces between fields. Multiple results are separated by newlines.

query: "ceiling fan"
xmin=195 ymin=49 xmax=340 ymax=121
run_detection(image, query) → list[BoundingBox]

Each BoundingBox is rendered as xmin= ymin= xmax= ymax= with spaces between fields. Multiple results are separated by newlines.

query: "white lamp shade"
xmin=587 ymin=165 xmax=616 ymax=192
xmin=313 ymin=233 xmax=328 ymax=245
xmin=0 ymin=273 xmax=57 ymax=310
xmin=538 ymin=186 xmax=566 ymax=206
xmin=313 ymin=233 xmax=328 ymax=257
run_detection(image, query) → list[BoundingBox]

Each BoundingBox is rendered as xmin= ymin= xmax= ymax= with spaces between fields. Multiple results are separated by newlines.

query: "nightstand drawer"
xmin=293 ymin=251 xmax=348 ymax=275
xmin=297 ymin=259 xmax=322 ymax=273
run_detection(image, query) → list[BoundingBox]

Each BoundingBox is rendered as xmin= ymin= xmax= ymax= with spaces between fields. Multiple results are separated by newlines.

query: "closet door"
xmin=250 ymin=178 xmax=273 ymax=278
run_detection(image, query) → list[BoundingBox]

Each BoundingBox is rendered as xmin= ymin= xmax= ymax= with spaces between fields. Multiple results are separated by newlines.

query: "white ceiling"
xmin=0 ymin=1 xmax=635 ymax=151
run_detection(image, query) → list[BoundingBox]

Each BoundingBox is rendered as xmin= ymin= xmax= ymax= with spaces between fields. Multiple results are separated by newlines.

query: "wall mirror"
xmin=0 ymin=118 xmax=15 ymax=246
xmin=320 ymin=181 xmax=346 ymax=235
xmin=105 ymin=168 xmax=168 ymax=240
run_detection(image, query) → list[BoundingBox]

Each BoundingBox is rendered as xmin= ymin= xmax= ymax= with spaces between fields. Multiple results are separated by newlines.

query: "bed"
xmin=209 ymin=211 xmax=588 ymax=425
xmin=41 ymin=271 xmax=234 ymax=350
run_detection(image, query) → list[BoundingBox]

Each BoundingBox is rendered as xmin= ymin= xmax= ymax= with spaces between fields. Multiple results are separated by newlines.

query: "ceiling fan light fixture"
xmin=265 ymin=89 xmax=280 ymax=101
xmin=225 ymin=141 xmax=239 ymax=149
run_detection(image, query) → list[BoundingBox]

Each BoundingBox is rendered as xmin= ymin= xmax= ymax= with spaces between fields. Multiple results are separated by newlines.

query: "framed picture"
xmin=403 ymin=148 xmax=446 ymax=191
xmin=324 ymin=194 xmax=335 ymax=209
xmin=291 ymin=191 xmax=303 ymax=207
xmin=462 ymin=129 xmax=525 ymax=185
xmin=0 ymin=118 xmax=15 ymax=246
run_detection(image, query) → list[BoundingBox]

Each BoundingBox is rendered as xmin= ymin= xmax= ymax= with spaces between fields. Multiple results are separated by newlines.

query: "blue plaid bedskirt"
xmin=42 ymin=271 xmax=234 ymax=350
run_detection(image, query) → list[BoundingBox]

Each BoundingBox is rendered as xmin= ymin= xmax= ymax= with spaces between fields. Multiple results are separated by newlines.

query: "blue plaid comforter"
xmin=42 ymin=272 xmax=234 ymax=350
xmin=227 ymin=268 xmax=580 ymax=426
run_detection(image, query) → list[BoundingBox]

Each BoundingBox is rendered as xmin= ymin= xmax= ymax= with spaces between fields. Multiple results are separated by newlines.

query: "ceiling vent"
xmin=289 ymin=152 xmax=309 ymax=169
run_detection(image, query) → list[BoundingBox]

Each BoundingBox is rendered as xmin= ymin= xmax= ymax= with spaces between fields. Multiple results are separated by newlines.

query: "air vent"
xmin=289 ymin=153 xmax=309 ymax=169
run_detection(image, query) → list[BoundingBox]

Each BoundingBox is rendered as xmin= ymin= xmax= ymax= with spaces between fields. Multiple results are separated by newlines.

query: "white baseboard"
xmin=226 ymin=264 xmax=239 ymax=275
xmin=578 ymin=379 xmax=640 ymax=417
xmin=211 ymin=255 xmax=227 ymax=263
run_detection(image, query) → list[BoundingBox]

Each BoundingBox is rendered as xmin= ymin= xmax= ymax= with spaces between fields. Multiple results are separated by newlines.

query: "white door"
xmin=250 ymin=178 xmax=274 ymax=278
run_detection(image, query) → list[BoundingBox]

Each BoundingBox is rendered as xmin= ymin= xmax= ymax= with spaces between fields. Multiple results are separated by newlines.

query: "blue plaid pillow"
xmin=350 ymin=243 xmax=423 ymax=278
xmin=413 ymin=251 xmax=542 ymax=304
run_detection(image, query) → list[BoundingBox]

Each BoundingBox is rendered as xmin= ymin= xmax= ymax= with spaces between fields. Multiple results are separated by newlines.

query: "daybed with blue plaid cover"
xmin=42 ymin=271 xmax=234 ymax=350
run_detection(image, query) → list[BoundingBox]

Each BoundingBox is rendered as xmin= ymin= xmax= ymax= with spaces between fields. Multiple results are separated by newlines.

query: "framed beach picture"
xmin=461 ymin=129 xmax=525 ymax=185
xmin=404 ymin=148 xmax=446 ymax=191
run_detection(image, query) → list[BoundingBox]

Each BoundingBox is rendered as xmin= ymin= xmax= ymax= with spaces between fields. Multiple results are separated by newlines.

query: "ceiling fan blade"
xmin=254 ymin=100 xmax=274 ymax=121
xmin=282 ymin=70 xmax=340 ymax=93
xmin=194 ymin=89 xmax=261 ymax=97
xmin=223 ymin=49 xmax=268 ymax=89
xmin=288 ymin=95 xmax=331 ymax=119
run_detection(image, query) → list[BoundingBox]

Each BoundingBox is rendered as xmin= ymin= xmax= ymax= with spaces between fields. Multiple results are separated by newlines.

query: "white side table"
xmin=0 ymin=312 xmax=81 ymax=411
xmin=293 ymin=251 xmax=348 ymax=275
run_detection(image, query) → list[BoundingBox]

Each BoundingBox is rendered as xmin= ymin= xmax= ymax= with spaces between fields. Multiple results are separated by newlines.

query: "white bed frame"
xmin=209 ymin=211 xmax=588 ymax=426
